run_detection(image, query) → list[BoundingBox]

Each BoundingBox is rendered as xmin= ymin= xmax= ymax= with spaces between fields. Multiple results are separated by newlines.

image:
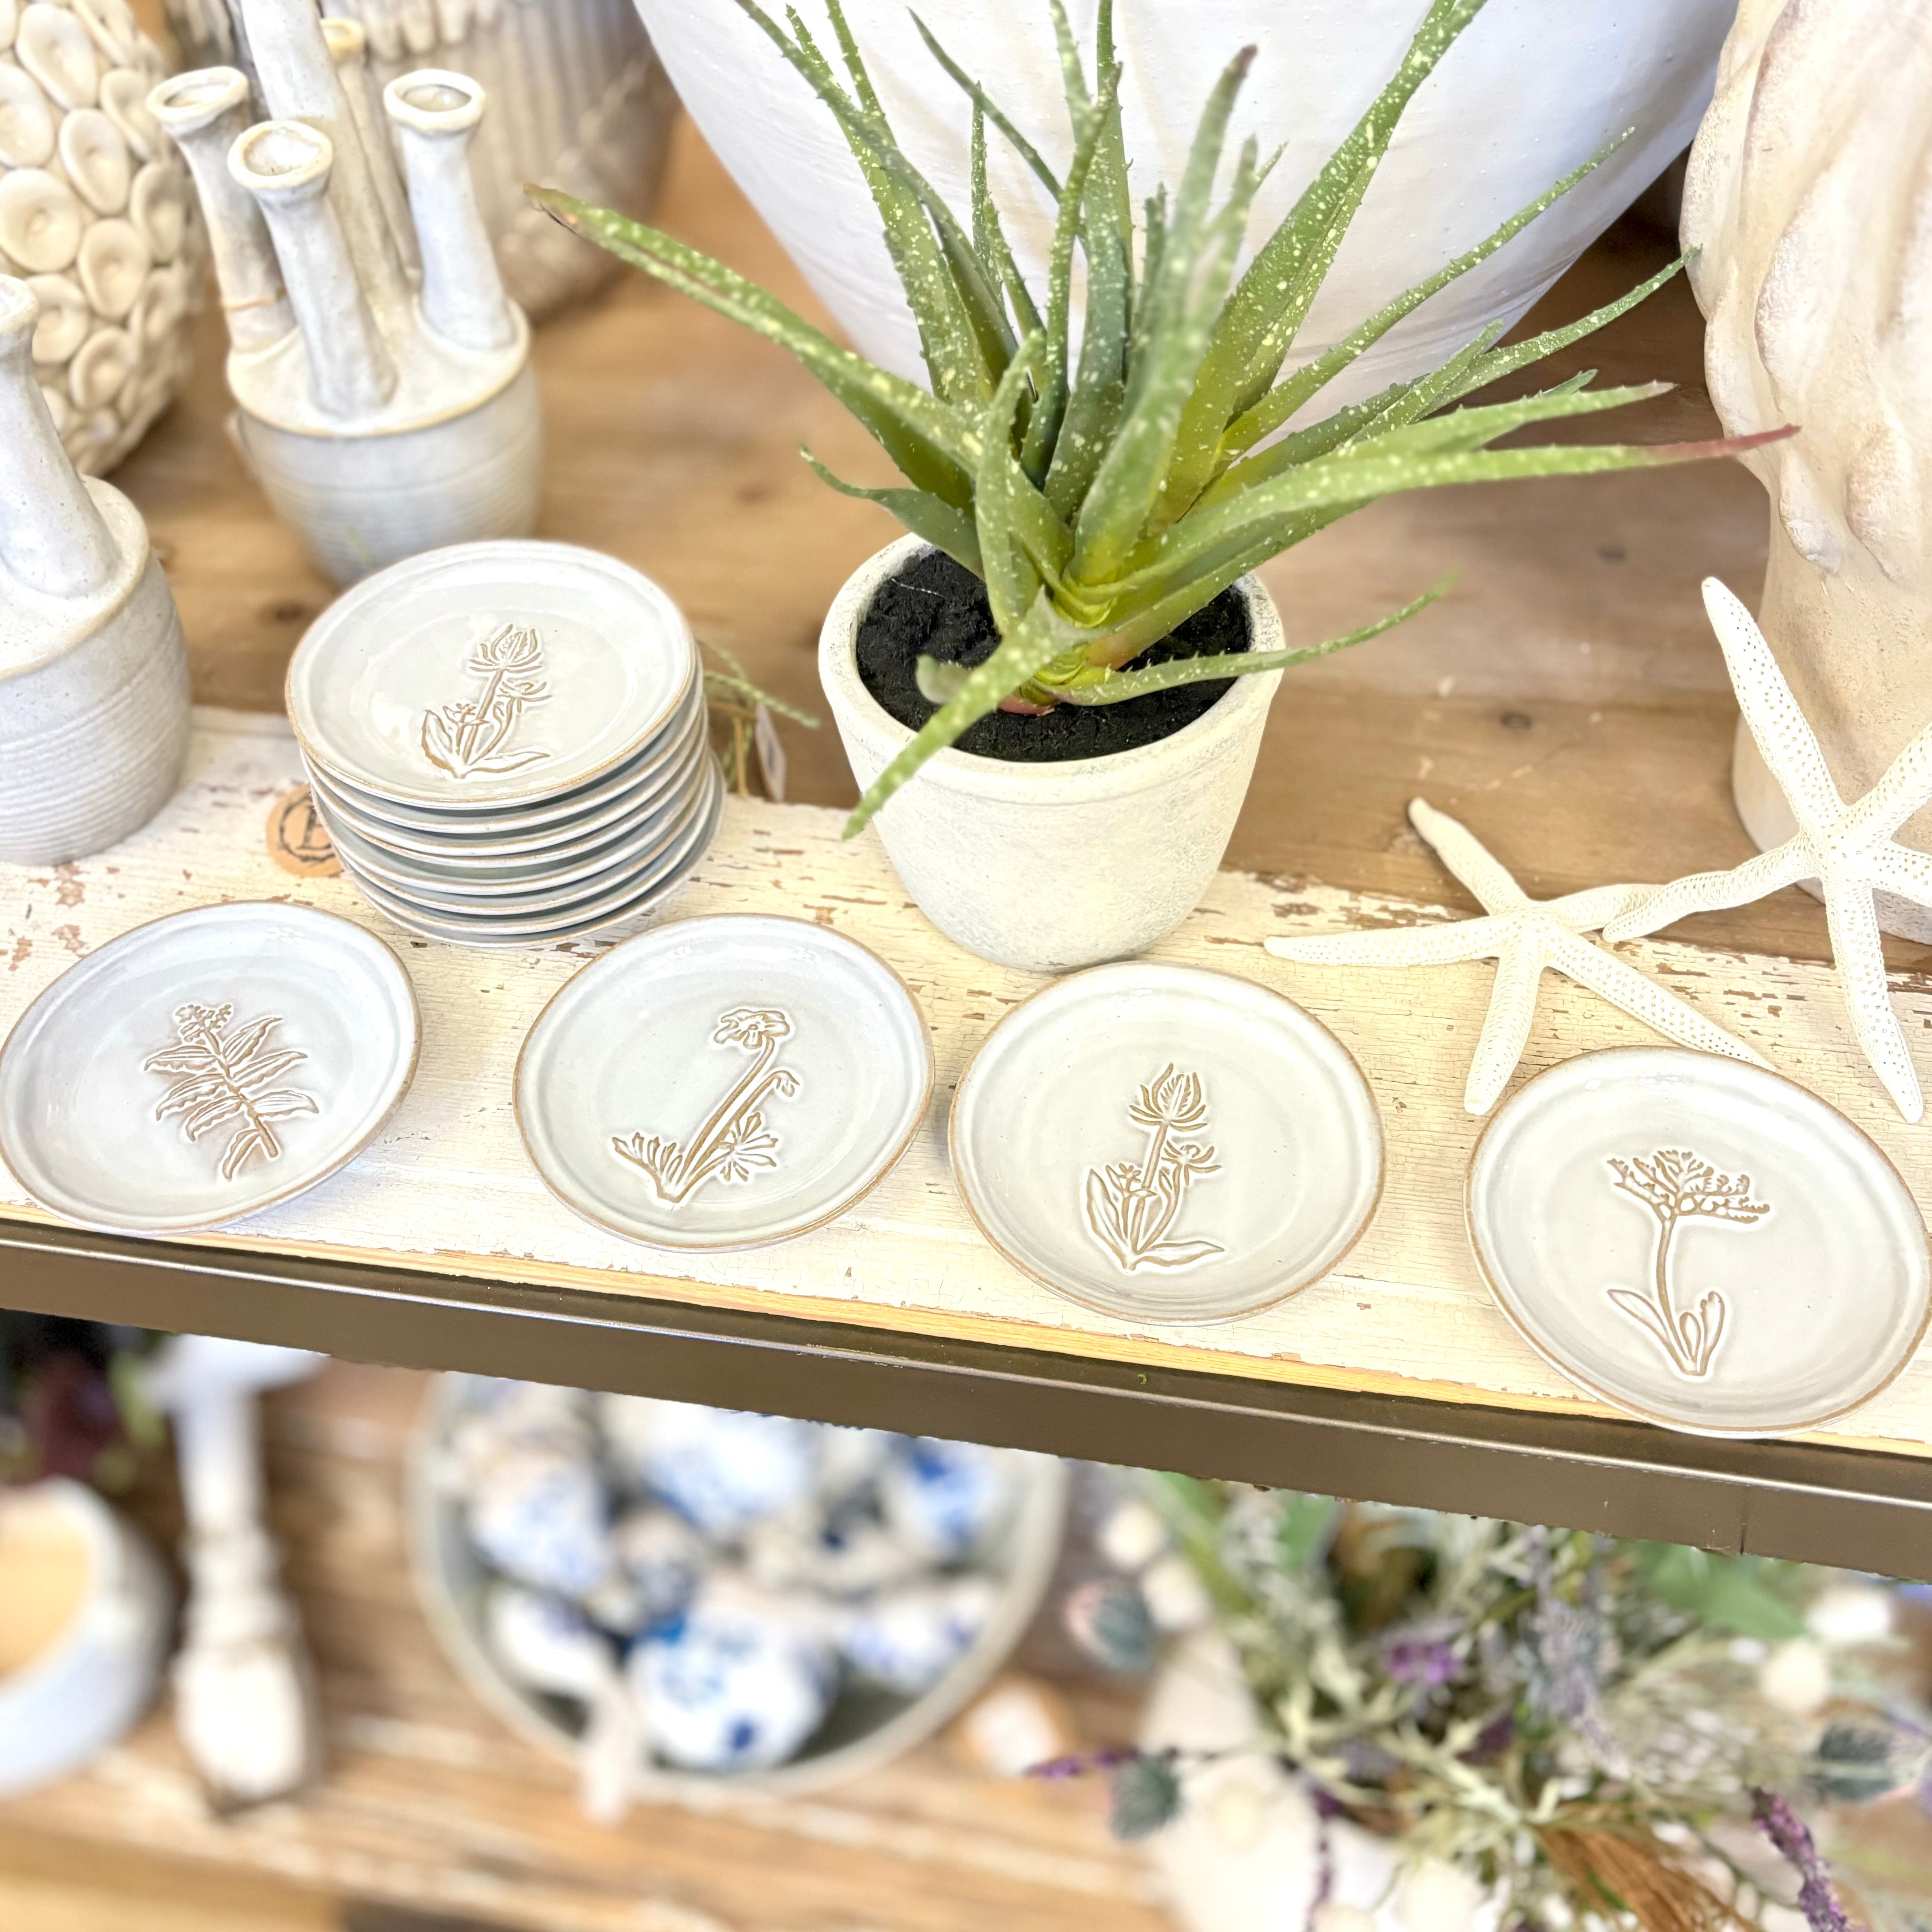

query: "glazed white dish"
xmin=1467 ymin=1047 xmax=1932 ymax=1437
xmin=517 ymin=914 xmax=933 ymax=1249
xmin=950 ymin=963 xmax=1383 ymax=1324
xmin=0 ymin=903 xmax=419 ymax=1235
xmin=287 ymin=542 xmax=698 ymax=808
xmin=313 ymin=679 xmax=706 ymax=837
xmin=349 ymin=764 xmax=722 ymax=943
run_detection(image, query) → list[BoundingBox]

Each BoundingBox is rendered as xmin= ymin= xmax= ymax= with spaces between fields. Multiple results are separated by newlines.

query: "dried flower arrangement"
xmin=534 ymin=0 xmax=1785 ymax=835
xmin=1054 ymin=1483 xmax=1930 ymax=1932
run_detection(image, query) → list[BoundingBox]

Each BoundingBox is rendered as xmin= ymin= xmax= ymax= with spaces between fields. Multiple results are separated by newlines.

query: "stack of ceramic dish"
xmin=287 ymin=541 xmax=722 ymax=948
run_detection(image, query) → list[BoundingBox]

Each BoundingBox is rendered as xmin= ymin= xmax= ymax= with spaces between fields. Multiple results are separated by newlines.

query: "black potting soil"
xmin=854 ymin=548 xmax=1249 ymax=762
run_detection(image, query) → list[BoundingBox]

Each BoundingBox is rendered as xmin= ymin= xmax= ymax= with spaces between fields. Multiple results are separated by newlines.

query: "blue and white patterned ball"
xmin=611 ymin=1505 xmax=706 ymax=1630
xmin=839 ymin=1576 xmax=1001 ymax=1695
xmin=465 ymin=1442 xmax=612 ymax=1600
xmin=485 ymin=1583 xmax=615 ymax=1701
xmin=881 ymin=1437 xmax=1012 ymax=1562
xmin=744 ymin=1506 xmax=923 ymax=1599
xmin=601 ymin=1398 xmax=819 ymax=1536
xmin=632 ymin=1583 xmax=836 ymax=1773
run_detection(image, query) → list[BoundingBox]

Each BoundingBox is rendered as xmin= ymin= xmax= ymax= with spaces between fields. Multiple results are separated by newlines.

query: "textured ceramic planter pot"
xmin=0 ymin=275 xmax=190 ymax=865
xmin=821 ymin=537 xmax=1282 ymax=974
xmin=636 ymin=0 xmax=1730 ymax=410
xmin=1682 ymin=0 xmax=1932 ymax=941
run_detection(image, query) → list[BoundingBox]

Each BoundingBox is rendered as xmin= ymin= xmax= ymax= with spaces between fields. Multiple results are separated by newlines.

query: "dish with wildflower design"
xmin=950 ymin=963 xmax=1381 ymax=1324
xmin=0 ymin=903 xmax=419 ymax=1235
xmin=286 ymin=541 xmax=698 ymax=811
xmin=1467 ymin=1047 xmax=1931 ymax=1437
xmin=516 ymin=915 xmax=933 ymax=1251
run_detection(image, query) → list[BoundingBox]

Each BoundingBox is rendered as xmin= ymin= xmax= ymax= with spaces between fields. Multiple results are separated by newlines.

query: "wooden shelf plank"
xmin=4 ymin=712 xmax=1932 ymax=1576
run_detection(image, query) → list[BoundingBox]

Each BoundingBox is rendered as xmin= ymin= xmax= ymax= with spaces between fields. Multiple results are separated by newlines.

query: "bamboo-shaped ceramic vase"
xmin=0 ymin=275 xmax=191 ymax=866
xmin=151 ymin=2 xmax=540 ymax=585
xmin=164 ymin=0 xmax=674 ymax=320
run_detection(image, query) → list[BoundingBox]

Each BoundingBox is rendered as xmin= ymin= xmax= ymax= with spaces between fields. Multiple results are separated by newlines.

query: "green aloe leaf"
xmin=969 ymin=105 xmax=1044 ymax=341
xmin=1166 ymin=0 xmax=1489 ymax=504
xmin=910 ymin=10 xmax=1062 ymax=195
xmin=1221 ymin=131 xmax=1629 ymax=463
xmin=976 ymin=338 xmax=1054 ymax=631
xmin=529 ymin=189 xmax=982 ymax=502
xmin=1058 ymin=581 xmax=1448 ymax=703
xmin=802 ymin=453 xmax=985 ymax=576
xmin=1069 ymin=49 xmax=1258 ymax=586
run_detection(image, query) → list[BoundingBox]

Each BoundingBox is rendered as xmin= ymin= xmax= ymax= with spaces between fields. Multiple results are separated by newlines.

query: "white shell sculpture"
xmin=1266 ymin=799 xmax=1768 ymax=1117
xmin=1681 ymin=0 xmax=1932 ymax=940
xmin=152 ymin=5 xmax=542 ymax=585
xmin=0 ymin=0 xmax=201 ymax=474
xmin=0 ymin=273 xmax=191 ymax=864
xmin=164 ymin=0 xmax=674 ymax=320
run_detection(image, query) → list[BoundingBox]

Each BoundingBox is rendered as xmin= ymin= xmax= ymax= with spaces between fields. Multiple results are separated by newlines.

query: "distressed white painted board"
xmin=3 ymin=709 xmax=1930 ymax=1456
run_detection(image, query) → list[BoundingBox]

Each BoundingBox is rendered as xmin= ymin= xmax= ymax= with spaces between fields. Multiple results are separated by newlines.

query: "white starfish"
xmin=1604 ymin=577 xmax=1932 ymax=1124
xmin=1265 ymin=798 xmax=1770 ymax=1115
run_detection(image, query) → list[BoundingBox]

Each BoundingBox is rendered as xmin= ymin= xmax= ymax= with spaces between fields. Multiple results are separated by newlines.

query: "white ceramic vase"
xmin=820 ymin=537 xmax=1281 ymax=975
xmin=0 ymin=1479 xmax=172 ymax=1799
xmin=151 ymin=3 xmax=540 ymax=585
xmin=1142 ymin=1629 xmax=1501 ymax=1932
xmin=635 ymin=0 xmax=1730 ymax=411
xmin=0 ymin=0 xmax=203 ymax=475
xmin=163 ymin=0 xmax=675 ymax=320
xmin=1681 ymin=0 xmax=1932 ymax=941
xmin=0 ymin=274 xmax=191 ymax=865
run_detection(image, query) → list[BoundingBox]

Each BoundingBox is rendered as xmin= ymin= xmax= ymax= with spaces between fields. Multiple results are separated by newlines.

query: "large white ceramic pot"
xmin=821 ymin=537 xmax=1282 ymax=975
xmin=1681 ymin=0 xmax=1932 ymax=941
xmin=636 ymin=0 xmax=1731 ymax=409
xmin=1142 ymin=1629 xmax=1502 ymax=1932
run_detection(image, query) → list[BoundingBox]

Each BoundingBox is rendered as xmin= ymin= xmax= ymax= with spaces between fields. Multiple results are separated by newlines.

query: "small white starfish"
xmin=1604 ymin=577 xmax=1932 ymax=1124
xmin=1265 ymin=798 xmax=1770 ymax=1115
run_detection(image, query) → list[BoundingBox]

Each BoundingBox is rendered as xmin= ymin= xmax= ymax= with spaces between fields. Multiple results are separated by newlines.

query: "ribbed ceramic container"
xmin=0 ymin=0 xmax=203 ymax=475
xmin=820 ymin=537 xmax=1283 ymax=975
xmin=0 ymin=1480 xmax=172 ymax=1799
xmin=165 ymin=0 xmax=674 ymax=318
xmin=636 ymin=0 xmax=1730 ymax=408
xmin=1 ymin=275 xmax=190 ymax=865
xmin=234 ymin=358 xmax=542 ymax=588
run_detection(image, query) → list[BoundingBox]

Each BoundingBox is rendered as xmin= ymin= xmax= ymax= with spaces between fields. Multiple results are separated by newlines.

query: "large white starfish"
xmin=1604 ymin=577 xmax=1932 ymax=1124
xmin=1265 ymin=798 xmax=1770 ymax=1115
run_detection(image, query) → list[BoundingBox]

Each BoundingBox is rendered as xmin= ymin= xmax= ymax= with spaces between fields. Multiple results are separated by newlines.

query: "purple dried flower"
xmin=1751 ymin=1788 xmax=1859 ymax=1932
xmin=1383 ymin=1633 xmax=1460 ymax=1688
xmin=1027 ymin=1745 xmax=1140 ymax=1782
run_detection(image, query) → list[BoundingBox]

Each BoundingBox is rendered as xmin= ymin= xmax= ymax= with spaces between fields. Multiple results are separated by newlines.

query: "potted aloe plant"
xmin=535 ymin=0 xmax=1781 ymax=973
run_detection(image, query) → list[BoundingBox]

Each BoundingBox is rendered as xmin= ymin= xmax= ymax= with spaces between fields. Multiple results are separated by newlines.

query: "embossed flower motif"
xmin=1128 ymin=1066 xmax=1209 ymax=1134
xmin=470 ymin=622 xmax=545 ymax=675
xmin=714 ymin=1007 xmax=793 ymax=1051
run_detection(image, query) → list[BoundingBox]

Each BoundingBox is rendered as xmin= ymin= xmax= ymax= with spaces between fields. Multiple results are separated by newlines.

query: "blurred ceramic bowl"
xmin=0 ymin=1479 xmax=171 ymax=1797
xmin=407 ymin=1374 xmax=1070 ymax=1797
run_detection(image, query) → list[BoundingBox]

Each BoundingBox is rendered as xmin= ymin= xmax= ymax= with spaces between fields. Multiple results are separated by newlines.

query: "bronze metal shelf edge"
xmin=3 ymin=1218 xmax=1929 ymax=1581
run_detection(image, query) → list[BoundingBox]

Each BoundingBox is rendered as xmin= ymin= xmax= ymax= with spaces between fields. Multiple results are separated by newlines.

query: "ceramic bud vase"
xmin=820 ymin=537 xmax=1283 ymax=975
xmin=0 ymin=0 xmax=203 ymax=475
xmin=0 ymin=275 xmax=191 ymax=866
xmin=1682 ymin=0 xmax=1932 ymax=940
xmin=149 ymin=1 xmax=540 ymax=586
xmin=163 ymin=0 xmax=674 ymax=320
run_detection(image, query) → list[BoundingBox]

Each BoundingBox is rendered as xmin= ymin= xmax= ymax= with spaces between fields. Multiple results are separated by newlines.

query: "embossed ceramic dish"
xmin=346 ymin=764 xmax=722 ymax=936
xmin=517 ymin=914 xmax=933 ymax=1249
xmin=1467 ymin=1046 xmax=1932 ymax=1438
xmin=315 ymin=685 xmax=707 ymax=840
xmin=950 ymin=962 xmax=1382 ymax=1324
xmin=286 ymin=541 xmax=699 ymax=810
xmin=0 ymin=903 xmax=419 ymax=1236
xmin=287 ymin=542 xmax=720 ymax=948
